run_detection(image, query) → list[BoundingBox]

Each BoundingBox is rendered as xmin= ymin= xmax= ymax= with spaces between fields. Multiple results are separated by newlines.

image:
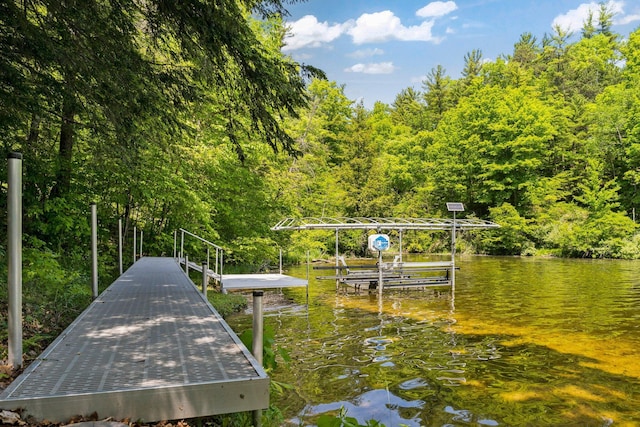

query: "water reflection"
xmin=227 ymin=256 xmax=640 ymax=426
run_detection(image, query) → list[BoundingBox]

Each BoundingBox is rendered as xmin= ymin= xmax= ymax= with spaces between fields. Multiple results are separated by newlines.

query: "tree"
xmin=512 ymin=33 xmax=540 ymax=68
xmin=422 ymin=65 xmax=454 ymax=128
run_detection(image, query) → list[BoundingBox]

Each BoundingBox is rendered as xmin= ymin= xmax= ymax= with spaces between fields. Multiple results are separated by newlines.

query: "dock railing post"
xmin=7 ymin=152 xmax=23 ymax=369
xmin=118 ymin=218 xmax=123 ymax=275
xmin=202 ymin=262 xmax=208 ymax=295
xmin=185 ymin=255 xmax=189 ymax=275
xmin=173 ymin=229 xmax=177 ymax=260
xmin=252 ymin=290 xmax=264 ymax=427
xmin=91 ymin=203 xmax=98 ymax=300
xmin=180 ymin=229 xmax=184 ymax=263
xmin=139 ymin=229 xmax=143 ymax=259
xmin=133 ymin=225 xmax=137 ymax=264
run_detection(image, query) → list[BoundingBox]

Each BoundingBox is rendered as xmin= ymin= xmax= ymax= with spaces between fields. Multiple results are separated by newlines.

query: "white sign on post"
xmin=368 ymin=234 xmax=390 ymax=251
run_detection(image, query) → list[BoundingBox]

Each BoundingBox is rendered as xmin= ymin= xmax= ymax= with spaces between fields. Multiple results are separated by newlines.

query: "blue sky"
xmin=282 ymin=0 xmax=640 ymax=107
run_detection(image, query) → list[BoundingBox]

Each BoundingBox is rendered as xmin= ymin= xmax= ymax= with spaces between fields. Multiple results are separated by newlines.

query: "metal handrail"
xmin=179 ymin=228 xmax=224 ymax=250
xmin=176 ymin=228 xmax=224 ymax=280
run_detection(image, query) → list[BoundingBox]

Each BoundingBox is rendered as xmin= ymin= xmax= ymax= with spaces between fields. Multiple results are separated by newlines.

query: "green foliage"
xmin=239 ymin=325 xmax=291 ymax=373
xmin=317 ymin=407 xmax=386 ymax=427
xmin=481 ymin=204 xmax=533 ymax=255
xmin=208 ymin=292 xmax=248 ymax=319
xmin=0 ymin=247 xmax=92 ymax=361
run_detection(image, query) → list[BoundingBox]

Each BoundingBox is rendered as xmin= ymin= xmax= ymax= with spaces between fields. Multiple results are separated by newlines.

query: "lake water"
xmin=227 ymin=255 xmax=640 ymax=426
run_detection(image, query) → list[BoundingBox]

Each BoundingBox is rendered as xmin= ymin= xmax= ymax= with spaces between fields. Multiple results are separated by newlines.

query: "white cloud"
xmin=283 ymin=15 xmax=349 ymax=51
xmin=344 ymin=62 xmax=396 ymax=74
xmin=283 ymin=4 xmax=455 ymax=51
xmin=552 ymin=1 xmax=624 ymax=33
xmin=416 ymin=1 xmax=458 ymax=18
xmin=616 ymin=13 xmax=640 ymax=26
xmin=347 ymin=10 xmax=440 ymax=44
xmin=348 ymin=48 xmax=385 ymax=59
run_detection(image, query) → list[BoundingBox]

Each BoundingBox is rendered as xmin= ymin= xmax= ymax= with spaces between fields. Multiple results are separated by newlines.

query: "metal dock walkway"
xmin=0 ymin=257 xmax=269 ymax=423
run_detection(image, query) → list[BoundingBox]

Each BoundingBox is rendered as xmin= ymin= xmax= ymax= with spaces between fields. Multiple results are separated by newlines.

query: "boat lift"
xmin=272 ymin=214 xmax=500 ymax=295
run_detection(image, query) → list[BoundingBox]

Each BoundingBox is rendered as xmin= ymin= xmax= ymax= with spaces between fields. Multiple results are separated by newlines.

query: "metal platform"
xmin=221 ymin=273 xmax=308 ymax=291
xmin=0 ymin=257 xmax=269 ymax=423
xmin=178 ymin=257 xmax=308 ymax=291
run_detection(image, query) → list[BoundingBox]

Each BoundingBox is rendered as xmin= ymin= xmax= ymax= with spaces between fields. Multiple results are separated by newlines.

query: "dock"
xmin=0 ymin=257 xmax=269 ymax=423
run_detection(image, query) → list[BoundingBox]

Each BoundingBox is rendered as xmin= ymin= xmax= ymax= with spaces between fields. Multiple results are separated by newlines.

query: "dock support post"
xmin=306 ymin=251 xmax=310 ymax=306
xmin=335 ymin=228 xmax=339 ymax=290
xmin=279 ymin=248 xmax=283 ymax=274
xmin=398 ymin=229 xmax=403 ymax=263
xmin=451 ymin=212 xmax=457 ymax=291
xmin=252 ymin=290 xmax=264 ymax=427
xmin=118 ymin=218 xmax=123 ymax=275
xmin=7 ymin=152 xmax=23 ymax=369
xmin=133 ymin=226 xmax=137 ymax=263
xmin=185 ymin=255 xmax=189 ymax=275
xmin=378 ymin=249 xmax=383 ymax=298
xmin=91 ymin=203 xmax=98 ymax=300
xmin=202 ymin=262 xmax=208 ymax=295
xmin=173 ymin=230 xmax=177 ymax=260
xmin=139 ymin=230 xmax=143 ymax=259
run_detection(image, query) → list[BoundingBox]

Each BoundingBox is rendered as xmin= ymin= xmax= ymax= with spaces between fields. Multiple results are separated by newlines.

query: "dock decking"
xmin=0 ymin=257 xmax=269 ymax=423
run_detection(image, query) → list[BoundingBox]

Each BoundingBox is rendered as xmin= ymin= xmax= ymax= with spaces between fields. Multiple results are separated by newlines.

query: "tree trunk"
xmin=52 ymin=91 xmax=75 ymax=198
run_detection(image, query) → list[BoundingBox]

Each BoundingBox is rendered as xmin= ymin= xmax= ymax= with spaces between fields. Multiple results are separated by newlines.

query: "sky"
xmin=282 ymin=0 xmax=640 ymax=107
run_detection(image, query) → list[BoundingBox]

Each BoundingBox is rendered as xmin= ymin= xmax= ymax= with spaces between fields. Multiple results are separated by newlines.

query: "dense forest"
xmin=3 ymin=0 xmax=640 ymax=286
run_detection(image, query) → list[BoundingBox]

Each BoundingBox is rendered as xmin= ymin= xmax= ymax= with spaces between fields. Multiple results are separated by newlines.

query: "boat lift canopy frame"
xmin=272 ymin=217 xmax=500 ymax=293
xmin=272 ymin=217 xmax=500 ymax=231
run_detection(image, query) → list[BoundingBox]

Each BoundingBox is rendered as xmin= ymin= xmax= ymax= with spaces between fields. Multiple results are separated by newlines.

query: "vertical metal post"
xmin=133 ymin=225 xmax=137 ymax=264
xmin=139 ymin=230 xmax=143 ymax=259
xmin=306 ymin=250 xmax=310 ymax=306
xmin=215 ymin=248 xmax=219 ymax=275
xmin=378 ymin=249 xmax=383 ymax=298
xmin=185 ymin=255 xmax=189 ymax=275
xmin=398 ymin=229 xmax=403 ymax=263
xmin=202 ymin=262 xmax=208 ymax=295
xmin=91 ymin=203 xmax=98 ymax=300
xmin=118 ymin=218 xmax=123 ymax=275
xmin=180 ymin=230 xmax=184 ymax=262
xmin=279 ymin=248 xmax=283 ymax=274
xmin=252 ymin=290 xmax=264 ymax=427
xmin=7 ymin=152 xmax=23 ymax=369
xmin=451 ymin=212 xmax=456 ymax=290
xmin=335 ymin=228 xmax=339 ymax=289
xmin=220 ymin=251 xmax=225 ymax=293
xmin=207 ymin=247 xmax=210 ymax=271
xmin=173 ymin=230 xmax=177 ymax=260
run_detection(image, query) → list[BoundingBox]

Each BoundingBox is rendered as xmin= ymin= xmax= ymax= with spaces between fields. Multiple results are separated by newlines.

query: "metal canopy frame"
xmin=272 ymin=216 xmax=499 ymax=294
xmin=271 ymin=217 xmax=500 ymax=231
